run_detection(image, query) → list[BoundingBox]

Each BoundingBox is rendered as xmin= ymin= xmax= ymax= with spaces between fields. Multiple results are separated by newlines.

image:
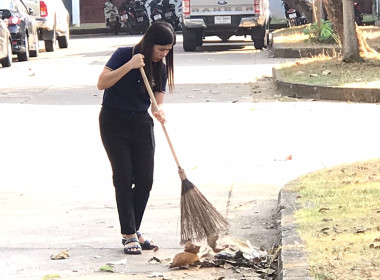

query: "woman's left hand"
xmin=153 ymin=110 xmax=166 ymax=124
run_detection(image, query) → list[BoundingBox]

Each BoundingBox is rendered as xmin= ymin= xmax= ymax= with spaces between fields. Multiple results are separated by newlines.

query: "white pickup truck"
xmin=23 ymin=0 xmax=70 ymax=52
xmin=181 ymin=0 xmax=270 ymax=51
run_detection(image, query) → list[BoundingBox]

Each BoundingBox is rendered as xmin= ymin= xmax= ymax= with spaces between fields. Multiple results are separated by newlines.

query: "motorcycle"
xmin=119 ymin=1 xmax=136 ymax=34
xmin=104 ymin=0 xmax=121 ymax=34
xmin=354 ymin=2 xmax=363 ymax=25
xmin=283 ymin=2 xmax=307 ymax=27
xmin=133 ymin=0 xmax=150 ymax=34
xmin=149 ymin=0 xmax=164 ymax=23
xmin=161 ymin=0 xmax=180 ymax=31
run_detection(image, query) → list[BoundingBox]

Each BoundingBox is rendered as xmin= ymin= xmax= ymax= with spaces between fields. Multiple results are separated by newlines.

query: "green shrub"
xmin=303 ymin=20 xmax=340 ymax=44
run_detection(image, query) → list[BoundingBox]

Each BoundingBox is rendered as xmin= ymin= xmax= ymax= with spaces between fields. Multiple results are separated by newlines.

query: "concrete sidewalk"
xmin=0 ymin=103 xmax=287 ymax=280
xmin=3 ymin=101 xmax=380 ymax=280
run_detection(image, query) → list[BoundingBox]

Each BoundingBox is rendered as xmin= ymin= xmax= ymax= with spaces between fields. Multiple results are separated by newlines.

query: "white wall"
xmin=72 ymin=0 xmax=80 ymax=26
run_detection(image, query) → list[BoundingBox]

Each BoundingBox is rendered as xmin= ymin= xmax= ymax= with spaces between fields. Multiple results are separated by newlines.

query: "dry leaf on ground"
xmin=169 ymin=252 xmax=199 ymax=268
xmin=50 ymin=249 xmax=69 ymax=260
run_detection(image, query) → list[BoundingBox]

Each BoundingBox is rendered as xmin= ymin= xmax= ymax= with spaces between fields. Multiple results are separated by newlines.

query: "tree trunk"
xmin=283 ymin=0 xmax=314 ymax=22
xmin=342 ymin=0 xmax=362 ymax=62
xmin=322 ymin=0 xmax=378 ymax=57
xmin=322 ymin=0 xmax=344 ymax=43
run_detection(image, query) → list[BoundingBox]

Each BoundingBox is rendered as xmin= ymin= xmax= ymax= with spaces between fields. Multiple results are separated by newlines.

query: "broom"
xmin=139 ymin=67 xmax=229 ymax=243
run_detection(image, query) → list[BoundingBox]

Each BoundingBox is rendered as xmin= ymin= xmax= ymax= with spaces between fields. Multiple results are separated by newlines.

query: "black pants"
xmin=99 ymin=106 xmax=155 ymax=235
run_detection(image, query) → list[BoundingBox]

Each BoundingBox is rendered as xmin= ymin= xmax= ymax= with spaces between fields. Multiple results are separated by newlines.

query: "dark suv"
xmin=0 ymin=0 xmax=38 ymax=61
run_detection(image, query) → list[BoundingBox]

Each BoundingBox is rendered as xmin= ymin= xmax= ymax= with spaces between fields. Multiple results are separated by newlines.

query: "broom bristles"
xmin=180 ymin=178 xmax=229 ymax=243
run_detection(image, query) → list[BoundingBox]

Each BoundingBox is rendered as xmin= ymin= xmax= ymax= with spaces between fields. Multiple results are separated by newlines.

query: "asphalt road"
xmin=2 ymin=34 xmax=380 ymax=280
xmin=0 ymin=33 xmax=288 ymax=104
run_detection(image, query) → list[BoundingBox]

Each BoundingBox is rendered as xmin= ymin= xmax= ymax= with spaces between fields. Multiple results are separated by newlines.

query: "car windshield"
xmin=0 ymin=0 xmax=14 ymax=10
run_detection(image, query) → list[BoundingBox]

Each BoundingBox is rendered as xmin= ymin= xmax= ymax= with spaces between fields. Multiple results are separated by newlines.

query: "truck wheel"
xmin=196 ymin=32 xmax=203 ymax=46
xmin=182 ymin=26 xmax=197 ymax=52
xmin=45 ymin=29 xmax=56 ymax=52
xmin=251 ymin=25 xmax=266 ymax=50
xmin=29 ymin=30 xmax=39 ymax=57
xmin=58 ymin=21 xmax=70 ymax=49
xmin=58 ymin=34 xmax=68 ymax=48
xmin=17 ymin=36 xmax=29 ymax=61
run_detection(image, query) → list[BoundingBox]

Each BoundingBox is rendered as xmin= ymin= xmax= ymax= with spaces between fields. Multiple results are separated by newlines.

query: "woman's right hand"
xmin=129 ymin=54 xmax=145 ymax=69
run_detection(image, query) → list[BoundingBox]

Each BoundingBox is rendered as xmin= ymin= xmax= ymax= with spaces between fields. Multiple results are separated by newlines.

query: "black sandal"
xmin=136 ymin=231 xmax=159 ymax=251
xmin=122 ymin=237 xmax=142 ymax=255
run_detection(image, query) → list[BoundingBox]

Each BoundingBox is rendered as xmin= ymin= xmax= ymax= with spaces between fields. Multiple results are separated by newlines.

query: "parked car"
xmin=23 ymin=0 xmax=69 ymax=52
xmin=0 ymin=18 xmax=12 ymax=66
xmin=0 ymin=0 xmax=39 ymax=61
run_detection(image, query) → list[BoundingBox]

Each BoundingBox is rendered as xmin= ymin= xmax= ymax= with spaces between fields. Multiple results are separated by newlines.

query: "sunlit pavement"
xmin=1 ymin=99 xmax=380 ymax=279
xmin=1 ymin=34 xmax=380 ymax=279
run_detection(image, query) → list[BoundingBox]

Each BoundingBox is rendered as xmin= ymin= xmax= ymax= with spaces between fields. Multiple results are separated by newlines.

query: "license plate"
xmin=289 ymin=13 xmax=297 ymax=19
xmin=165 ymin=12 xmax=171 ymax=17
xmin=137 ymin=17 xmax=143 ymax=22
xmin=215 ymin=16 xmax=231 ymax=24
xmin=153 ymin=14 xmax=162 ymax=20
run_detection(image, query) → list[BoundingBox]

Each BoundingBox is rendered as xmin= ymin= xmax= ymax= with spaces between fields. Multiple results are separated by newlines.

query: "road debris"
xmin=99 ymin=264 xmax=114 ymax=273
xmin=42 ymin=274 xmax=61 ymax=280
xmin=106 ymin=258 xmax=127 ymax=266
xmin=147 ymin=272 xmax=165 ymax=278
xmin=169 ymin=235 xmax=278 ymax=279
xmin=322 ymin=70 xmax=332 ymax=76
xmin=50 ymin=249 xmax=69 ymax=260
xmin=148 ymin=256 xmax=162 ymax=264
xmin=169 ymin=252 xmax=200 ymax=268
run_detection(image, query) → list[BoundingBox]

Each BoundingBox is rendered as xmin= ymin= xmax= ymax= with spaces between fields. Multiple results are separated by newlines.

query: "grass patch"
xmin=275 ymin=55 xmax=380 ymax=88
xmin=273 ymin=25 xmax=380 ymax=88
xmin=292 ymin=159 xmax=380 ymax=280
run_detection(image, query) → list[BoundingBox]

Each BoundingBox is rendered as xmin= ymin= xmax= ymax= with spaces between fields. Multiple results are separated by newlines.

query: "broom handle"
xmin=139 ymin=67 xmax=186 ymax=179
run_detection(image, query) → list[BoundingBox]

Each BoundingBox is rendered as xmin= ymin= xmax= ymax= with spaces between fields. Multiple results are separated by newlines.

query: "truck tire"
xmin=196 ymin=32 xmax=203 ymax=46
xmin=251 ymin=25 xmax=267 ymax=50
xmin=182 ymin=26 xmax=197 ymax=52
xmin=58 ymin=25 xmax=69 ymax=49
xmin=29 ymin=30 xmax=39 ymax=57
xmin=17 ymin=36 xmax=29 ymax=61
xmin=45 ymin=28 xmax=56 ymax=52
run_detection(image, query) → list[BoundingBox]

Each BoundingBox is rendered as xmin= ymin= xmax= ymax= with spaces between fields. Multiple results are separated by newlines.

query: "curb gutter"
xmin=277 ymin=180 xmax=314 ymax=280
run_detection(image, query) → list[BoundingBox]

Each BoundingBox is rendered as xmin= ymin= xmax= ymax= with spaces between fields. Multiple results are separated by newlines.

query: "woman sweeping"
xmin=97 ymin=21 xmax=176 ymax=255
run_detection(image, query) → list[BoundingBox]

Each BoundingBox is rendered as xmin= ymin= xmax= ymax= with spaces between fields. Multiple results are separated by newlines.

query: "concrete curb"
xmin=271 ymin=46 xmax=341 ymax=58
xmin=70 ymin=28 xmax=109 ymax=35
xmin=277 ymin=180 xmax=313 ymax=280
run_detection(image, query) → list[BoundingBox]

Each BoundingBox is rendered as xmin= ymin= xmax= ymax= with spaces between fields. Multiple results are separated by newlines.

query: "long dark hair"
xmin=135 ymin=21 xmax=176 ymax=93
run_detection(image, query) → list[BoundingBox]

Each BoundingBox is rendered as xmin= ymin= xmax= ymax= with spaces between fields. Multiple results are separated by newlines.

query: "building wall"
xmin=80 ymin=0 xmax=120 ymax=23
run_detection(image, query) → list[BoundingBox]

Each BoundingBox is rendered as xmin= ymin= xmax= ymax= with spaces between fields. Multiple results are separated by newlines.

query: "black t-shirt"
xmin=102 ymin=47 xmax=167 ymax=111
